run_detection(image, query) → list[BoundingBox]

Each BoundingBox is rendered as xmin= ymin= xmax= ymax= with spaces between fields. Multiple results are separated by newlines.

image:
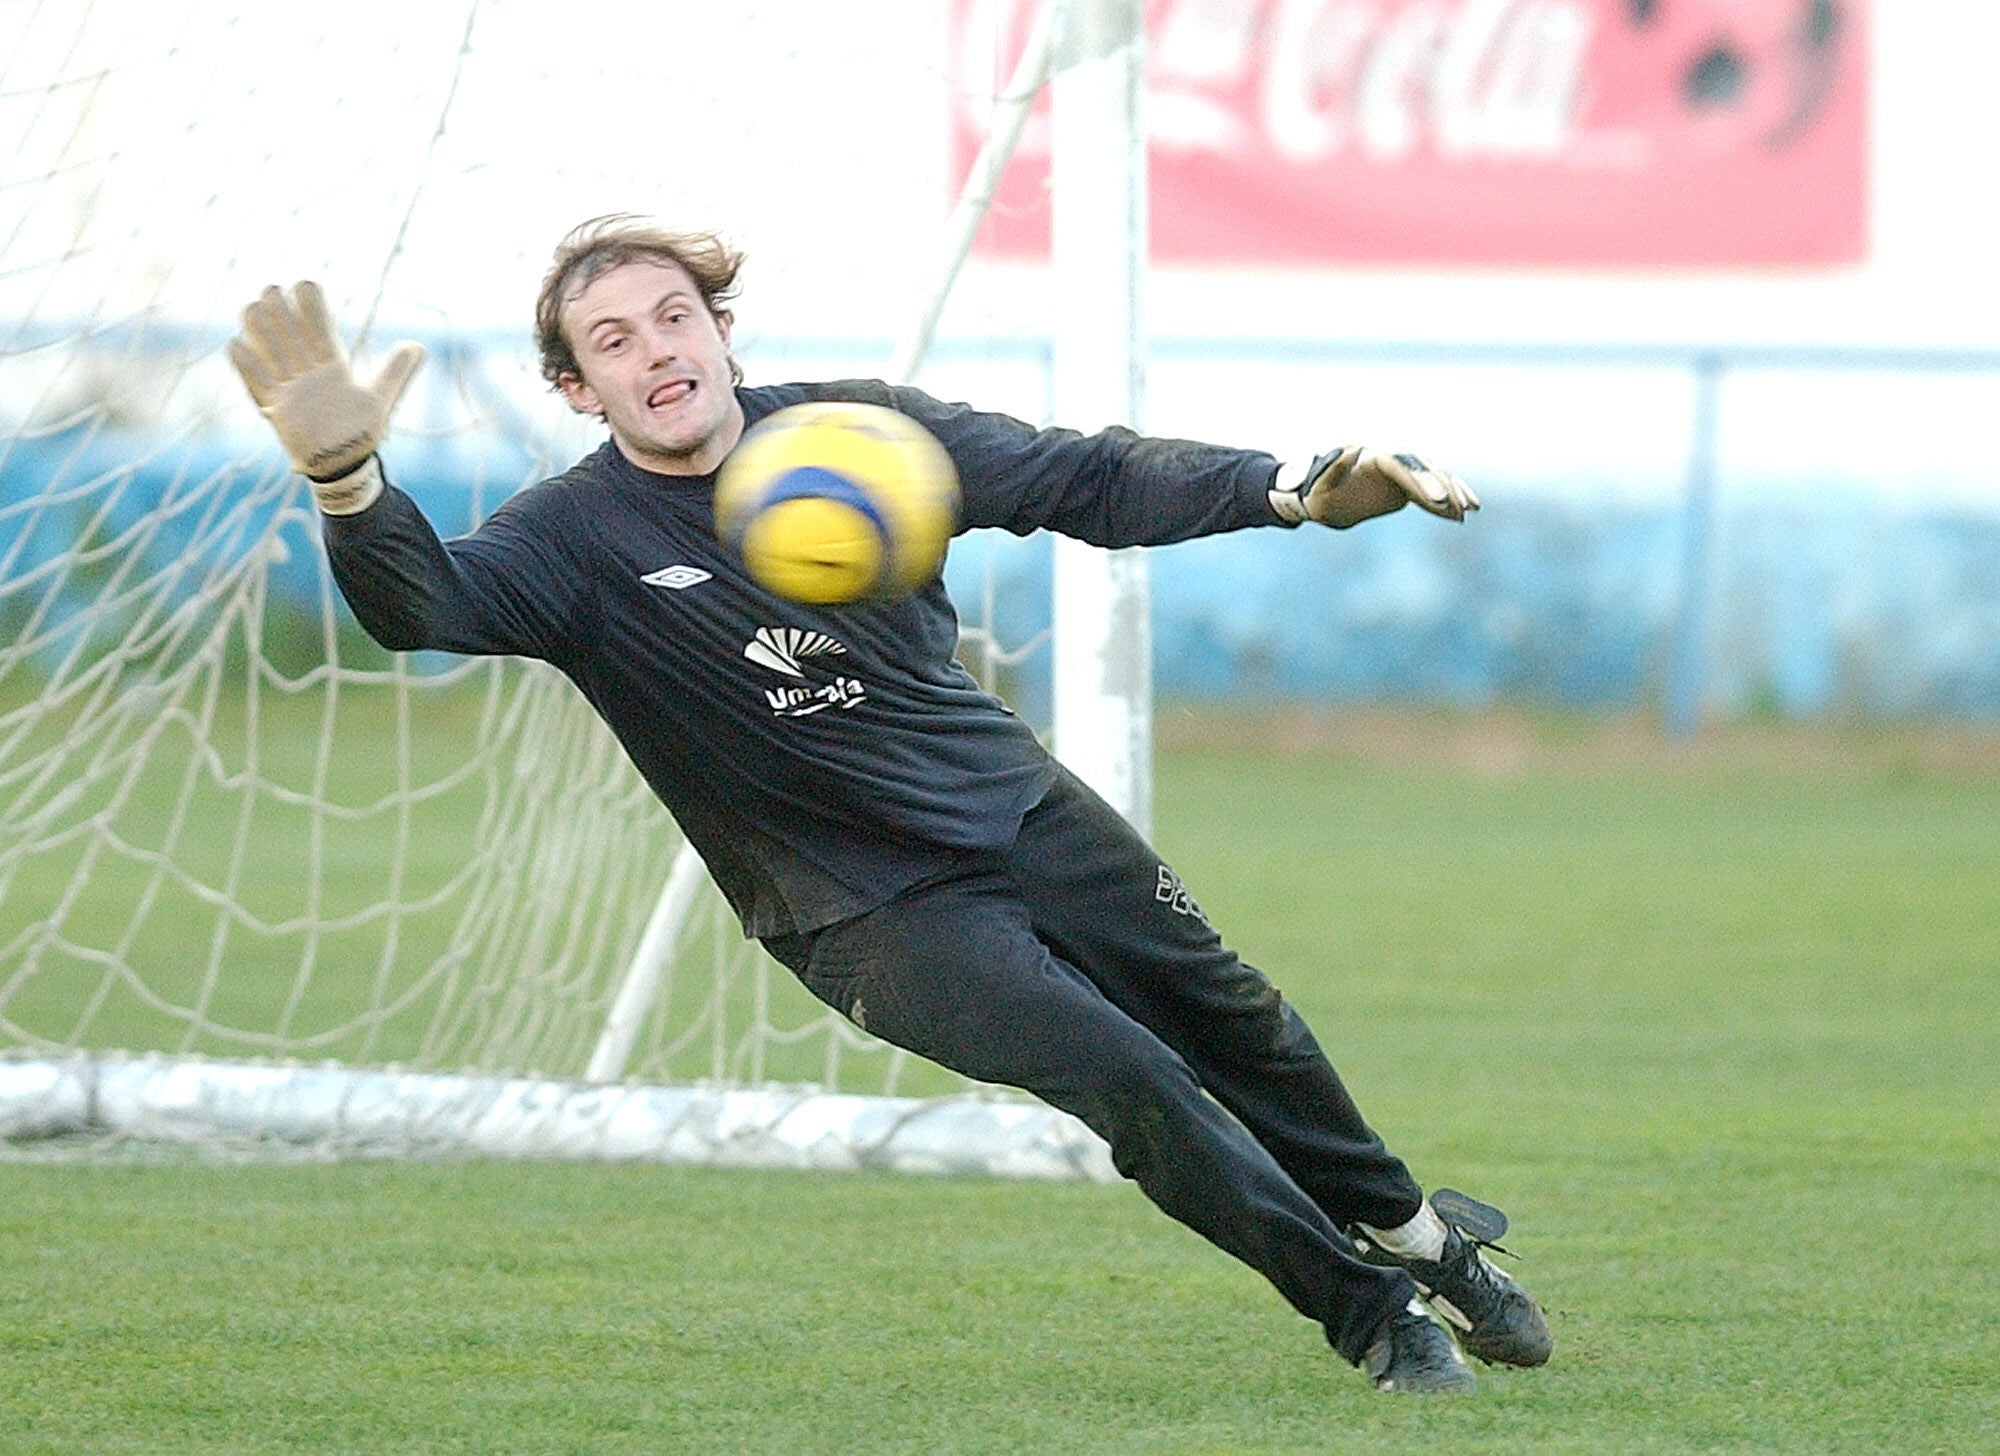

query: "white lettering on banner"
xmin=1262 ymin=0 xmax=1377 ymax=161
xmin=964 ymin=0 xmax=1596 ymax=165
xmin=1249 ymin=0 xmax=1596 ymax=164
xmin=954 ymin=0 xmax=1866 ymax=264
xmin=1152 ymin=0 xmax=1257 ymax=155
xmin=1434 ymin=0 xmax=1592 ymax=159
xmin=1355 ymin=1 xmax=1450 ymax=159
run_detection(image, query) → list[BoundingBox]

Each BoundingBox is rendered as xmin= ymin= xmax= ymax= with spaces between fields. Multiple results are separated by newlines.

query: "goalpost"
xmin=0 ymin=0 xmax=1146 ymax=1174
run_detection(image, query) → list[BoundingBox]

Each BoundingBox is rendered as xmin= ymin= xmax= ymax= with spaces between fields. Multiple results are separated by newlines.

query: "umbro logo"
xmin=641 ymin=565 xmax=712 ymax=590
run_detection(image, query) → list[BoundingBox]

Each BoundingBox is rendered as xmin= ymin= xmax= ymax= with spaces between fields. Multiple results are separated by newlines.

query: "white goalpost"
xmin=0 ymin=0 xmax=1147 ymax=1175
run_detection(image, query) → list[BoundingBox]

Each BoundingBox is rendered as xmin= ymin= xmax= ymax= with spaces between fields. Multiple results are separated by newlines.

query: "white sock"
xmin=1361 ymin=1200 xmax=1449 ymax=1262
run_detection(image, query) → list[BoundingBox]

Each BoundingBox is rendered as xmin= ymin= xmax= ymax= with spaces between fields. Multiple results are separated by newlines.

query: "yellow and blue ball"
xmin=715 ymin=402 xmax=959 ymax=605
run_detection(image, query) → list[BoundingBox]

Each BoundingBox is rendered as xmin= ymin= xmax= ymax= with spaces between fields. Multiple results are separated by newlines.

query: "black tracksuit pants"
xmin=764 ymin=766 xmax=1422 ymax=1363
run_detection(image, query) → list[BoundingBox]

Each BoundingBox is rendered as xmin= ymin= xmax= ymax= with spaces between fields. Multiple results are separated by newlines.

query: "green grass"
xmin=5 ymin=713 xmax=2000 ymax=1454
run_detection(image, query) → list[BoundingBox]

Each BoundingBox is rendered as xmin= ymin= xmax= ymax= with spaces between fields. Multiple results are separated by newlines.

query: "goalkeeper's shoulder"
xmin=754 ymin=380 xmax=1285 ymax=536
xmin=783 ymin=378 xmax=965 ymax=426
xmin=490 ymin=455 xmax=607 ymax=520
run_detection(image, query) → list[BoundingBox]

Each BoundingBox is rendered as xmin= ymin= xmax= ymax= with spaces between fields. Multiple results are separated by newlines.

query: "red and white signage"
xmin=951 ymin=0 xmax=1868 ymax=266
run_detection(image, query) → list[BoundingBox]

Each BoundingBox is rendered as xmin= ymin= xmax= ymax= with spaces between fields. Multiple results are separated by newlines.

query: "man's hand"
xmin=227 ymin=282 xmax=424 ymax=515
xmin=1270 ymin=446 xmax=1480 ymax=529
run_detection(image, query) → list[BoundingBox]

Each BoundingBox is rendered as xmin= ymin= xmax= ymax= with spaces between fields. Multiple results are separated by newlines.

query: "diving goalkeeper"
xmin=227 ymin=214 xmax=1551 ymax=1396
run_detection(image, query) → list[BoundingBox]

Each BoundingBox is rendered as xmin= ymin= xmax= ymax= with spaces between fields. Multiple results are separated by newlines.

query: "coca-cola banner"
xmin=952 ymin=0 xmax=1868 ymax=265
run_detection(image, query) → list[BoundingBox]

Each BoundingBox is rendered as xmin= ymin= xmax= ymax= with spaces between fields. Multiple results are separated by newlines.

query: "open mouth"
xmin=647 ymin=379 xmax=694 ymax=410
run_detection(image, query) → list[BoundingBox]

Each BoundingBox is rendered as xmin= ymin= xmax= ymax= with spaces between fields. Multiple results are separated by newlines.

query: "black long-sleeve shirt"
xmin=325 ymin=379 xmax=1284 ymax=937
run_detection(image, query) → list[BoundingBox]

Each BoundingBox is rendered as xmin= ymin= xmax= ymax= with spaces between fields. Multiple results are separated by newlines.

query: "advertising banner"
xmin=952 ymin=0 xmax=1868 ymax=265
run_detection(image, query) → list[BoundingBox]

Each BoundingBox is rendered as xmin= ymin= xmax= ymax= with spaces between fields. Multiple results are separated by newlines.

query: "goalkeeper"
xmin=228 ymin=215 xmax=1550 ymax=1396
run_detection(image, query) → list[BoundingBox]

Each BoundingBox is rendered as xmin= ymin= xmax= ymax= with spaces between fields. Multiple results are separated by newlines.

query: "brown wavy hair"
xmin=534 ymin=215 xmax=746 ymax=388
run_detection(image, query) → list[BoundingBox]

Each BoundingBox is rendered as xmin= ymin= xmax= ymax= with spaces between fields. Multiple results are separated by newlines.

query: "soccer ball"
xmin=715 ymin=401 xmax=960 ymax=605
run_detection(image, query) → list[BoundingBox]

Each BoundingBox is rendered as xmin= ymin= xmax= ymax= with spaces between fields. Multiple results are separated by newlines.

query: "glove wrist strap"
xmin=1269 ymin=459 xmax=1312 ymax=526
xmin=311 ymin=455 xmax=384 ymax=516
xmin=1268 ymin=487 xmax=1309 ymax=526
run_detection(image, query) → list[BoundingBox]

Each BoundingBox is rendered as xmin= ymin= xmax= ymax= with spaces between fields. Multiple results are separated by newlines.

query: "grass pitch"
xmin=4 ymin=711 xmax=1998 ymax=1454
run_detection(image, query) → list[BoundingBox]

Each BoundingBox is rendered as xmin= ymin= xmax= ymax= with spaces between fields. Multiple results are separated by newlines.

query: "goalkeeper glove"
xmin=1269 ymin=446 xmax=1480 ymax=529
xmin=227 ymin=281 xmax=425 ymax=515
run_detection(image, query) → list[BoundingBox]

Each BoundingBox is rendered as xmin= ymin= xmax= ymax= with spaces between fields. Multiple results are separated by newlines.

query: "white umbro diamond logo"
xmin=641 ymin=565 xmax=712 ymax=590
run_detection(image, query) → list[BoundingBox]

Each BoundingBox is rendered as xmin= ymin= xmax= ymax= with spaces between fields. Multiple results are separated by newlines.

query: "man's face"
xmin=557 ymin=258 xmax=745 ymax=476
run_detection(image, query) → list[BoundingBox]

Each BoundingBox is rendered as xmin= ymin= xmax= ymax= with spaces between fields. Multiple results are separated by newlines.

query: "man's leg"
xmin=1003 ymin=769 xmax=1550 ymax=1369
xmin=767 ymin=857 xmax=1414 ymax=1365
xmin=1003 ymin=769 xmax=1424 ymax=1232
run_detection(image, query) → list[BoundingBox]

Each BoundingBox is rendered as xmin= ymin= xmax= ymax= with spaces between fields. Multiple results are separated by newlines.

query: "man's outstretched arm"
xmin=228 ymin=281 xmax=575 ymax=661
xmin=808 ymin=382 xmax=1479 ymax=548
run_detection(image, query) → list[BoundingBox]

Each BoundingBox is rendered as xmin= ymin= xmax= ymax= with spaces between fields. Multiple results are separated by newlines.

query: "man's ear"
xmin=714 ymin=309 xmax=741 ymax=386
xmin=557 ymin=371 xmax=603 ymax=418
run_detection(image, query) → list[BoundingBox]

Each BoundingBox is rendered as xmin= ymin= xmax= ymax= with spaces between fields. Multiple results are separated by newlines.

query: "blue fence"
xmin=7 ymin=333 xmax=1999 ymax=727
xmin=946 ymin=494 xmax=2000 ymax=725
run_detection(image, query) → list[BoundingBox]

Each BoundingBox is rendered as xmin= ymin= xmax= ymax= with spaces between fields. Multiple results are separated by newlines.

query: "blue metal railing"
xmin=8 ymin=324 xmax=1999 ymax=730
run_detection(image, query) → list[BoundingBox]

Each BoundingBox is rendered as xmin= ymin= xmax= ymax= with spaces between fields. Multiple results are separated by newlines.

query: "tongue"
xmin=650 ymin=381 xmax=693 ymax=408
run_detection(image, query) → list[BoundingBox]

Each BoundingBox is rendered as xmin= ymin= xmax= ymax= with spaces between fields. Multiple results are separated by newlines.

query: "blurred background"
xmin=0 ymin=0 xmax=1992 ymax=732
xmin=4 ymin=0 xmax=1995 ymax=731
xmin=3 ymin=0 xmax=1996 ymax=1091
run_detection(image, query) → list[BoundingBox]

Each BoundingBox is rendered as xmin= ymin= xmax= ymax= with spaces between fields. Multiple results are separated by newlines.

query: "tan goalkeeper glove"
xmin=1270 ymin=446 xmax=1480 ymax=529
xmin=227 ymin=281 xmax=425 ymax=515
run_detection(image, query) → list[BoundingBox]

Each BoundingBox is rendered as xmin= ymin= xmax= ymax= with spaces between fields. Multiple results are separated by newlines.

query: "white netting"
xmin=0 ymin=0 xmax=1065 ymax=1132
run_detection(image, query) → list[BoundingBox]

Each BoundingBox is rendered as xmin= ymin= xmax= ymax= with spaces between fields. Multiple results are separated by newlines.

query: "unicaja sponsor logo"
xmin=745 ymin=626 xmax=848 ymax=677
xmin=744 ymin=628 xmax=867 ymax=716
xmin=765 ymin=676 xmax=867 ymax=717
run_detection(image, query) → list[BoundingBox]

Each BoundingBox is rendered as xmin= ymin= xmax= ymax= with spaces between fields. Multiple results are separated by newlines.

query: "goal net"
xmin=0 ymin=0 xmax=1115 ymax=1176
